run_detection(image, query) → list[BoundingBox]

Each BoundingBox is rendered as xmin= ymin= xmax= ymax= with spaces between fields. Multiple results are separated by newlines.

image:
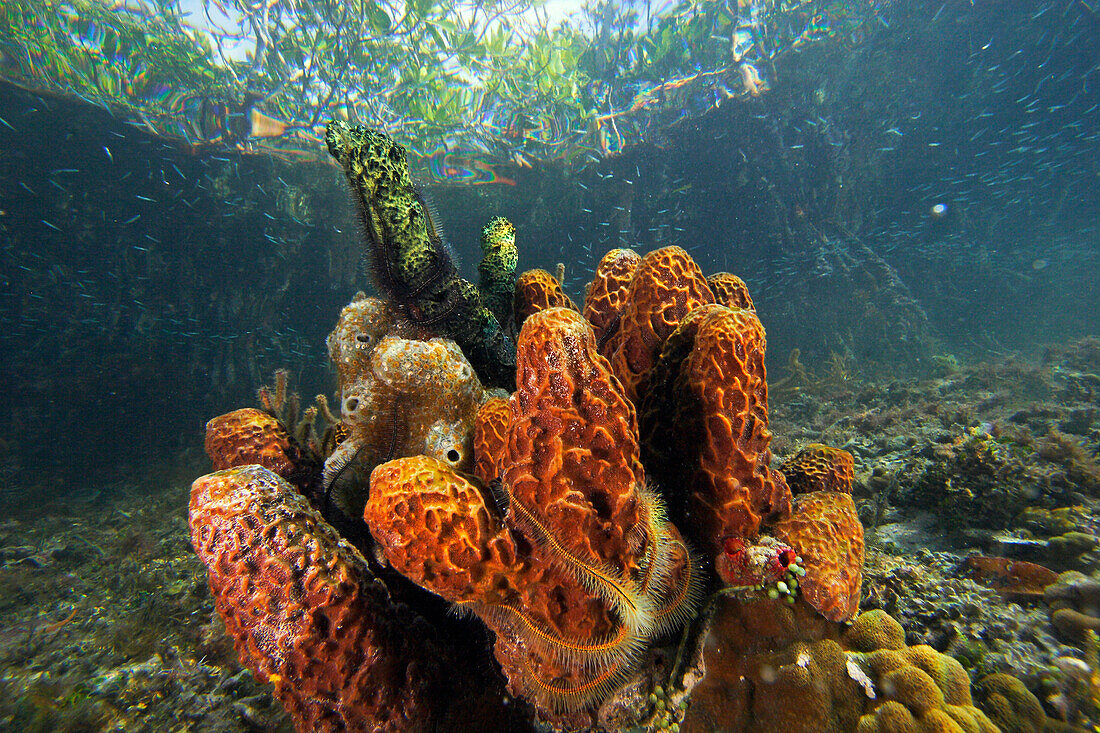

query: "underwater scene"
xmin=1 ymin=0 xmax=1099 ymax=730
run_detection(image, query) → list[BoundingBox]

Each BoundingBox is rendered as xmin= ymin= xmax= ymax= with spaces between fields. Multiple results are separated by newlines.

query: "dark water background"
xmin=0 ymin=0 xmax=1097 ymax=496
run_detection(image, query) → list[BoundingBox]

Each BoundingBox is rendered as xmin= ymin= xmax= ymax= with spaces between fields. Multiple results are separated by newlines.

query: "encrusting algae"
xmin=324 ymin=120 xmax=516 ymax=390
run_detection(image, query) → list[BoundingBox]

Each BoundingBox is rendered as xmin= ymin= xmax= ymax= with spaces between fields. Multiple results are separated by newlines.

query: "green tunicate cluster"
xmin=646 ymin=685 xmax=686 ymax=732
xmin=478 ymin=216 xmax=518 ymax=331
xmin=765 ymin=560 xmax=805 ymax=604
xmin=325 ymin=120 xmax=516 ymax=389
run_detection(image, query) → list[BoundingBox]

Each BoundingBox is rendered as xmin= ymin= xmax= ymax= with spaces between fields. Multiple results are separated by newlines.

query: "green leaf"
xmin=426 ymin=22 xmax=446 ymax=50
xmin=366 ymin=2 xmax=391 ymax=33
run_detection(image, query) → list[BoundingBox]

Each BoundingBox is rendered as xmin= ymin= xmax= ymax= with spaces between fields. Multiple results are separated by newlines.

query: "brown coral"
xmin=190 ymin=465 xmax=445 ymax=732
xmin=680 ymin=597 xmax=844 ymax=733
xmin=773 ymin=490 xmax=864 ymax=622
xmin=681 ymin=602 xmax=1001 ymax=733
xmin=583 ymin=248 xmax=640 ymax=338
xmin=845 ymin=615 xmax=975 ymax=706
xmin=961 ymin=556 xmax=1058 ymax=599
xmin=973 ymin=674 xmax=1047 ymax=733
xmin=1046 ymin=572 xmax=1100 ymax=641
xmin=513 ymin=268 xmax=577 ymax=326
xmin=781 ymin=443 xmax=856 ymax=495
xmin=600 ymin=246 xmax=715 ymax=404
xmin=846 ymin=613 xmax=1001 ymax=733
xmin=845 ymin=609 xmax=906 ymax=652
xmin=1052 ymin=608 xmax=1100 ymax=640
xmin=707 ymin=272 xmax=756 ymax=312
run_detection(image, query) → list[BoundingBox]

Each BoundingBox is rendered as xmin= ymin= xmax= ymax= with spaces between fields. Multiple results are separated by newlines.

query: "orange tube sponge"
xmin=366 ymin=456 xmax=525 ymax=604
xmin=189 ymin=465 xmax=445 ymax=732
xmin=772 ymin=490 xmax=864 ymax=622
xmin=506 ymin=306 xmax=650 ymax=582
xmin=640 ymin=304 xmax=791 ymax=551
xmin=501 ymin=308 xmax=699 ymax=710
xmin=513 ymin=268 xmax=577 ymax=327
xmin=682 ymin=305 xmax=790 ymax=546
xmin=781 ymin=443 xmax=856 ymax=495
xmin=203 ymin=408 xmax=314 ymax=493
xmin=707 ymin=272 xmax=756 ymax=312
xmin=472 ymin=395 xmax=511 ymax=486
xmin=583 ymin=247 xmax=640 ymax=337
xmin=638 ymin=303 xmax=864 ymax=621
xmin=601 ymin=246 xmax=714 ymax=404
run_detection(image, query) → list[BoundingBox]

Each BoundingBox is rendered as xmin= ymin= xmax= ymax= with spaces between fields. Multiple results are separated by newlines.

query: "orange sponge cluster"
xmin=365 ymin=454 xmax=622 ymax=711
xmin=366 ymin=456 xmax=575 ymax=608
xmin=595 ymin=248 xmax=864 ymax=625
xmin=190 ymin=239 xmax=892 ymax=728
xmin=366 ymin=308 xmax=699 ymax=715
xmin=640 ymin=302 xmax=790 ymax=543
xmin=600 ymin=246 xmax=715 ymax=404
xmin=190 ymin=465 xmax=444 ymax=732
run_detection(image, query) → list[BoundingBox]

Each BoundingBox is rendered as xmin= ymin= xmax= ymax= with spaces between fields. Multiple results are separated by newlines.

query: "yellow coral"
xmin=857 ymin=702 xmax=918 ymax=733
xmin=878 ymin=666 xmax=944 ymax=715
xmin=845 ymin=609 xmax=907 ymax=652
xmin=901 ymin=646 xmax=972 ymax=706
xmin=681 ymin=605 xmax=1006 ymax=733
xmin=974 ymin=674 xmax=1046 ymax=733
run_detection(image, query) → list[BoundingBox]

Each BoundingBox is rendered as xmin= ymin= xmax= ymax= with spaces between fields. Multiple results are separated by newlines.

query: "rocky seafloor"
xmin=2 ymin=339 xmax=1099 ymax=732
